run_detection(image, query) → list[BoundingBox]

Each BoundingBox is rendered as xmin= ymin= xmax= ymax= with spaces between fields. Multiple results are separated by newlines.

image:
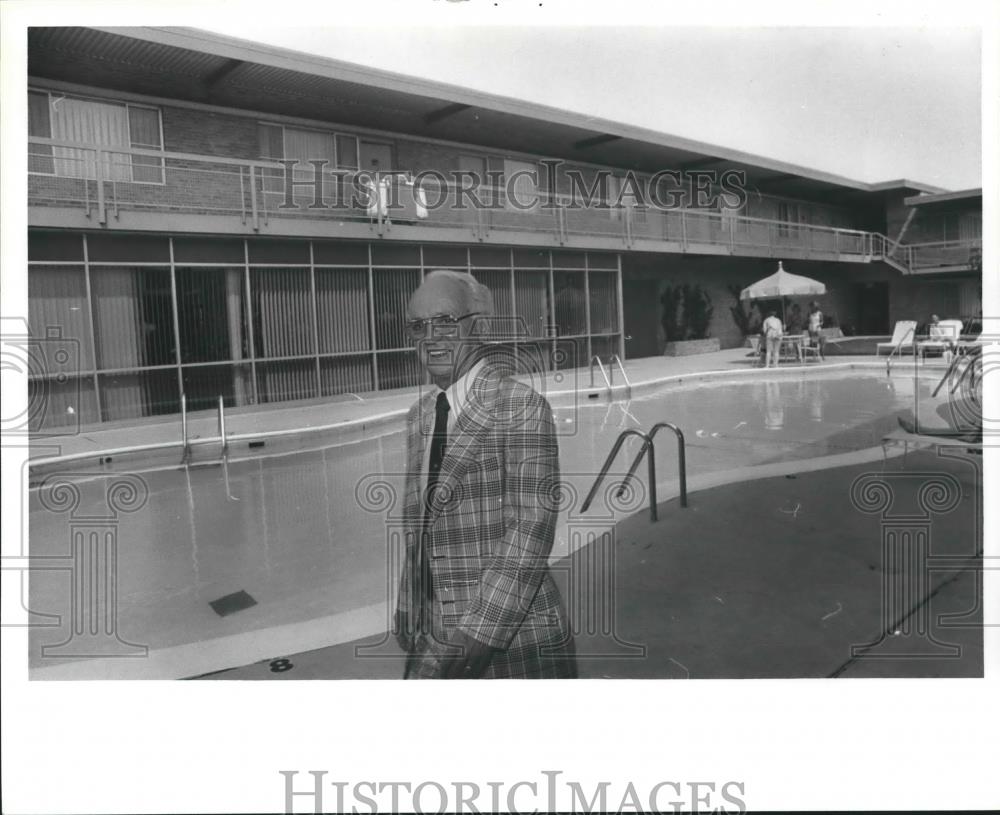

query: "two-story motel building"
xmin=26 ymin=27 xmax=983 ymax=430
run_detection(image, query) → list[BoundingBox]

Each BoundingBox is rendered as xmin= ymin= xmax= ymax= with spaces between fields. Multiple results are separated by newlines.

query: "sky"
xmin=203 ymin=24 xmax=983 ymax=191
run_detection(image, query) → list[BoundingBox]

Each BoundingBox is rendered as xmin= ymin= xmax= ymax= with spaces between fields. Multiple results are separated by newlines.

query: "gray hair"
xmin=423 ymin=269 xmax=494 ymax=316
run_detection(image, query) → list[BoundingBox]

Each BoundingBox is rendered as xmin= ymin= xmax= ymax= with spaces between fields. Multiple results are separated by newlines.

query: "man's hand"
xmin=393 ymin=609 xmax=414 ymax=654
xmin=439 ymin=629 xmax=496 ymax=679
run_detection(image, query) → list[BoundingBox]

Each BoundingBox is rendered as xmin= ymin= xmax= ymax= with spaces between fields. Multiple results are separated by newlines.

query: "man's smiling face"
xmin=406 ymin=274 xmax=484 ymax=390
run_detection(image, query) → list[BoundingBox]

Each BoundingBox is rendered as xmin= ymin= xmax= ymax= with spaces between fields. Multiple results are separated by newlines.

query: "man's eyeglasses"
xmin=405 ymin=312 xmax=482 ymax=340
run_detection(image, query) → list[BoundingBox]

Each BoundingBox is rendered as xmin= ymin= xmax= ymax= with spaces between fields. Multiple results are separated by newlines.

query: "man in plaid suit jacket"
xmin=394 ymin=270 xmax=576 ymax=679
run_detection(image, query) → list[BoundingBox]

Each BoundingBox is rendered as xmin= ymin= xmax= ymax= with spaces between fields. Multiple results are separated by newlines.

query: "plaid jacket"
xmin=397 ymin=362 xmax=576 ymax=679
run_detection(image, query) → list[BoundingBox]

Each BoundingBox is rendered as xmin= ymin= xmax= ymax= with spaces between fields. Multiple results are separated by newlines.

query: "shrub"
xmin=683 ymin=284 xmax=714 ymax=340
xmin=661 ymin=283 xmax=714 ymax=341
xmin=660 ymin=285 xmax=684 ymax=342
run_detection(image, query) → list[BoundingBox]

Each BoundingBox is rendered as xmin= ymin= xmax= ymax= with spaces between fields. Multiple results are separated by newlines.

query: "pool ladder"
xmin=179 ymin=394 xmax=230 ymax=464
xmin=884 ymin=325 xmax=916 ymax=374
xmin=581 ymin=422 xmax=688 ymax=522
xmin=589 ymin=354 xmax=632 ymax=397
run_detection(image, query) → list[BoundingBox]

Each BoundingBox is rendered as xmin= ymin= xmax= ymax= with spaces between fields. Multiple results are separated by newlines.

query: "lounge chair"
xmin=799 ymin=334 xmax=822 ymax=362
xmin=918 ymin=319 xmax=963 ymax=361
xmin=876 ymin=320 xmax=917 ymax=356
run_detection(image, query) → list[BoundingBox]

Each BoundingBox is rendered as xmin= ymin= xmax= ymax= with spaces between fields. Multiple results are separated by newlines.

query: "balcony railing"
xmin=29 ymin=137 xmax=958 ymax=268
xmin=906 ymin=239 xmax=982 ymax=271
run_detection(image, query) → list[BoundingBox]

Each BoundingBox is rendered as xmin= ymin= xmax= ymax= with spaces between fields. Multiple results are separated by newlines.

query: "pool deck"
xmin=25 ymin=348 xmax=980 ymax=680
xmin=29 ymin=349 xmax=949 ymax=466
xmin=199 ymin=448 xmax=983 ymax=680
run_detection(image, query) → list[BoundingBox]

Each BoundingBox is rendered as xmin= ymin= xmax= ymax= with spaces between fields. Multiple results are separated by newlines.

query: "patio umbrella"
xmin=740 ymin=261 xmax=826 ymax=325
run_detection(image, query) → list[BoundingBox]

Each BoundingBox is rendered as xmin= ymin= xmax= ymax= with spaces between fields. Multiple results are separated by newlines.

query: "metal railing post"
xmin=648 ymin=422 xmax=687 ymax=508
xmin=582 ymin=421 xmax=689 ymax=523
xmin=249 ymin=165 xmax=260 ymax=231
xmin=645 ymin=443 xmax=658 ymax=522
xmin=239 ymin=167 xmax=247 ymax=225
xmin=580 ymin=429 xmax=656 ymax=522
xmin=84 ymin=153 xmax=92 ymax=218
xmin=180 ymin=393 xmax=191 ymax=464
xmin=886 ymin=325 xmax=915 ymax=373
xmin=610 ymin=354 xmax=632 ymax=397
xmin=217 ymin=395 xmax=229 ymax=456
xmin=589 ymin=355 xmax=613 ymax=394
xmin=95 ymin=148 xmax=107 ymax=224
xmin=618 ymin=421 xmax=688 ymax=510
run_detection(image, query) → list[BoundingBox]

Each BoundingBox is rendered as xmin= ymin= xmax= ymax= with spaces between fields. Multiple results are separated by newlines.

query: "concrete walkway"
xmin=30 ymin=349 xmax=943 ymax=468
xmin=198 ymin=447 xmax=982 ymax=680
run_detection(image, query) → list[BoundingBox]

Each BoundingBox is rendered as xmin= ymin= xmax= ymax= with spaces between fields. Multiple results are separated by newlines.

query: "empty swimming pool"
xmin=28 ymin=368 xmax=940 ymax=678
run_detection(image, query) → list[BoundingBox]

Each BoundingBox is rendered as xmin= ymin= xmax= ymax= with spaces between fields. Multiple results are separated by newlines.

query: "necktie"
xmin=416 ymin=391 xmax=449 ymax=634
xmin=425 ymin=391 xmax=450 ymax=517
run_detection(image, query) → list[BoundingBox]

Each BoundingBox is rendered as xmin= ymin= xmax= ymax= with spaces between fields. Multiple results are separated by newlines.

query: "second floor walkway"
xmin=28 ymin=139 xmax=980 ymax=274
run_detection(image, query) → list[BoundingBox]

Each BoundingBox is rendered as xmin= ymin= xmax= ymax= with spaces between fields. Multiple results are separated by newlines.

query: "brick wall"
xmin=887 ymin=275 xmax=975 ymax=328
xmin=161 ymin=105 xmax=259 ymax=160
xmin=26 ymin=87 xmax=923 ymax=235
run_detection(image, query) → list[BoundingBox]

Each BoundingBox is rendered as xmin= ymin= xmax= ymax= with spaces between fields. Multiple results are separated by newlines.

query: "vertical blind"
xmin=29 ymin=92 xmax=164 ymax=182
xmin=514 ymin=270 xmax=550 ymax=339
xmin=28 ymin=266 xmax=94 ymax=369
xmin=27 ymin=244 xmax=621 ymax=427
xmin=588 ymin=272 xmax=619 ymax=334
xmin=251 ymin=268 xmax=314 ymax=358
xmin=373 ymin=268 xmax=420 ymax=350
xmin=316 ymin=268 xmax=370 ymax=353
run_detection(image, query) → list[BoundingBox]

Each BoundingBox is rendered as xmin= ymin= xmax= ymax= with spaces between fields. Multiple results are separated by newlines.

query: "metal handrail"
xmin=885 ymin=326 xmax=915 ymax=373
xmin=932 ymin=351 xmax=966 ymax=397
xmin=580 ymin=429 xmax=657 ymax=522
xmin=609 ymin=354 xmax=632 ymax=397
xmin=628 ymin=423 xmax=687 ymax=508
xmin=581 ymin=420 xmax=689 ymax=522
xmin=589 ymin=355 xmax=613 ymax=393
xmin=217 ymin=395 xmax=229 ymax=456
xmin=613 ymin=423 xmax=687 ymax=510
xmin=947 ymin=345 xmax=982 ymax=396
xmin=29 ymin=136 xmax=886 ymax=251
xmin=180 ymin=393 xmax=192 ymax=464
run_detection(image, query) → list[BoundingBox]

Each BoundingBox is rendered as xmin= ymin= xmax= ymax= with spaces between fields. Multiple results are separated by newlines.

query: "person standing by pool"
xmin=807 ymin=301 xmax=825 ymax=360
xmin=762 ymin=308 xmax=784 ymax=368
xmin=394 ymin=269 xmax=576 ymax=679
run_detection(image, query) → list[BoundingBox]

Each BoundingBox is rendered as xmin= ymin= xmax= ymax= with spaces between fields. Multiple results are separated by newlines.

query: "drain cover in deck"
xmin=209 ymin=590 xmax=257 ymax=617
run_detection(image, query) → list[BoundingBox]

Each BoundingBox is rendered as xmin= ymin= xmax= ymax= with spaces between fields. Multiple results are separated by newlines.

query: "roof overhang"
xmin=903 ymin=188 xmax=982 ymax=208
xmin=28 ymin=26 xmax=949 ymax=205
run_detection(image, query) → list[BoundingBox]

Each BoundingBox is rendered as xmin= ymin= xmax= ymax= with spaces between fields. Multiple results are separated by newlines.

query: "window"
xmin=258 ymin=123 xmax=361 ymax=206
xmin=257 ymin=123 xmax=360 ymax=170
xmin=503 ymin=159 xmax=539 ymax=211
xmin=28 ymin=90 xmax=163 ymax=182
xmin=607 ymin=174 xmax=647 ymax=224
xmin=777 ymin=201 xmax=800 ymax=236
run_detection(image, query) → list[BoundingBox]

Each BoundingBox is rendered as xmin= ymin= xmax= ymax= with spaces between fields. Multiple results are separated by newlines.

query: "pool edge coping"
xmin=28 ymin=360 xmax=922 ymax=470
